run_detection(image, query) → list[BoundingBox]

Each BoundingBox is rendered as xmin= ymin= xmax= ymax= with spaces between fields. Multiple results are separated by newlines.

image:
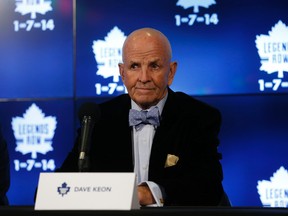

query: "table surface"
xmin=1 ymin=206 xmax=288 ymax=216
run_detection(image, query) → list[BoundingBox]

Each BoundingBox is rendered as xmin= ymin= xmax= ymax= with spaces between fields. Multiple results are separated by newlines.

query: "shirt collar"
xmin=131 ymin=92 xmax=168 ymax=115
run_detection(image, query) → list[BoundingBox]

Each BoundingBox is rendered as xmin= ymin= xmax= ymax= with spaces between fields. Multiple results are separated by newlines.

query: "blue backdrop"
xmin=0 ymin=0 xmax=287 ymax=207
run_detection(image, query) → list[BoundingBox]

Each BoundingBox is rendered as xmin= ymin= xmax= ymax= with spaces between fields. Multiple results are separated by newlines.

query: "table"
xmin=1 ymin=206 xmax=288 ymax=216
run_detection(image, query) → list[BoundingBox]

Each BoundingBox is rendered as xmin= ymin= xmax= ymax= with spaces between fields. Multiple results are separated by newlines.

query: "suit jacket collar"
xmin=149 ymin=88 xmax=180 ymax=178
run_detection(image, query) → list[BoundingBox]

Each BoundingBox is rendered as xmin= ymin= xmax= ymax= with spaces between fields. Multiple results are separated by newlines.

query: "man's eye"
xmin=130 ymin=63 xmax=139 ymax=69
xmin=151 ymin=63 xmax=159 ymax=69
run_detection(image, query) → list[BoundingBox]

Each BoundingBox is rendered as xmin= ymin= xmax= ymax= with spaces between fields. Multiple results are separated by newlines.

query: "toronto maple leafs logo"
xmin=92 ymin=26 xmax=127 ymax=82
xmin=15 ymin=0 xmax=52 ymax=19
xmin=255 ymin=20 xmax=288 ymax=78
xmin=257 ymin=166 xmax=288 ymax=207
xmin=58 ymin=182 xmax=70 ymax=197
xmin=11 ymin=103 xmax=57 ymax=159
xmin=176 ymin=0 xmax=216 ymax=13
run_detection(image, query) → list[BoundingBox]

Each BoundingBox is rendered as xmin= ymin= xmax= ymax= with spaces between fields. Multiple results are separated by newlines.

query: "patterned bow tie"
xmin=129 ymin=106 xmax=160 ymax=131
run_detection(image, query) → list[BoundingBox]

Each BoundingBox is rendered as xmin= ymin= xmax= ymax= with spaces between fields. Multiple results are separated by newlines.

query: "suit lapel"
xmin=149 ymin=89 xmax=179 ymax=176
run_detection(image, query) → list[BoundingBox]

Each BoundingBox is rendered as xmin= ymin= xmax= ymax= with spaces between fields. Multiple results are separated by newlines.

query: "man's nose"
xmin=139 ymin=67 xmax=150 ymax=82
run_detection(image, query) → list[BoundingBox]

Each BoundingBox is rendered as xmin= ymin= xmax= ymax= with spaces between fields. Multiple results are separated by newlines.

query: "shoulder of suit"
xmin=98 ymin=94 xmax=130 ymax=117
xmin=174 ymin=91 xmax=220 ymax=114
xmin=100 ymin=94 xmax=129 ymax=107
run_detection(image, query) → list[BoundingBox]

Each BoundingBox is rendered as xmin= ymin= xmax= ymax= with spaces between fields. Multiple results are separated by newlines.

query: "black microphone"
xmin=77 ymin=102 xmax=101 ymax=172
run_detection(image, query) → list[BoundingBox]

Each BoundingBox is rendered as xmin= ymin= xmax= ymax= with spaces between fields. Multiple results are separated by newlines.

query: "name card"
xmin=35 ymin=172 xmax=140 ymax=210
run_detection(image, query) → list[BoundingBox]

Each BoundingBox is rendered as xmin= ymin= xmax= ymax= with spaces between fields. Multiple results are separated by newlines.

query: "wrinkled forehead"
xmin=122 ymin=32 xmax=171 ymax=62
xmin=124 ymin=45 xmax=166 ymax=63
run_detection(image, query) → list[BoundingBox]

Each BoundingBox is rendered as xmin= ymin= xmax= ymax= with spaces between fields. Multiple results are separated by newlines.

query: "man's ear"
xmin=118 ymin=63 xmax=125 ymax=81
xmin=168 ymin=61 xmax=177 ymax=86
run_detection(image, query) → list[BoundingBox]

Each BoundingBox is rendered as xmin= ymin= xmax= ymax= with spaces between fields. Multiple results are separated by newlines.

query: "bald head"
xmin=122 ymin=28 xmax=172 ymax=63
xmin=118 ymin=27 xmax=177 ymax=109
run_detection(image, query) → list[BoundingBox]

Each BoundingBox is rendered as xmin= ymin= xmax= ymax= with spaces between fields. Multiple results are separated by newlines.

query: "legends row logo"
xmin=92 ymin=26 xmax=127 ymax=96
xmin=14 ymin=0 xmax=55 ymax=31
xmin=256 ymin=20 xmax=288 ymax=92
xmin=175 ymin=0 xmax=218 ymax=26
xmin=257 ymin=166 xmax=288 ymax=207
xmin=11 ymin=103 xmax=57 ymax=171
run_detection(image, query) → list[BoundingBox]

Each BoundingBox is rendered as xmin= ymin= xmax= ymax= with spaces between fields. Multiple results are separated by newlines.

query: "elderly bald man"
xmin=58 ymin=27 xmax=227 ymax=207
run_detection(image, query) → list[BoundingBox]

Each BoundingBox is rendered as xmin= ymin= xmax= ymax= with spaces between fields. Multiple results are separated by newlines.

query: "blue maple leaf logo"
xmin=57 ymin=182 xmax=70 ymax=197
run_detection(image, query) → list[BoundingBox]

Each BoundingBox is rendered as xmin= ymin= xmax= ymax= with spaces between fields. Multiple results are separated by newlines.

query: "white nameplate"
xmin=35 ymin=172 xmax=140 ymax=210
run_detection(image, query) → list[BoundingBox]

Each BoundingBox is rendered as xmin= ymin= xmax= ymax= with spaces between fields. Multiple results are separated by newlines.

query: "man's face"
xmin=119 ymin=36 xmax=177 ymax=109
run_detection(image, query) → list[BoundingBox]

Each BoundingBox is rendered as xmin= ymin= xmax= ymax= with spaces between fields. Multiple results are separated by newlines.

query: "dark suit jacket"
xmin=58 ymin=88 xmax=225 ymax=206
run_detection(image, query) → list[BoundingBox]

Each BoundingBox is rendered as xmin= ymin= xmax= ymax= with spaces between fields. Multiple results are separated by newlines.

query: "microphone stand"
xmin=78 ymin=116 xmax=93 ymax=172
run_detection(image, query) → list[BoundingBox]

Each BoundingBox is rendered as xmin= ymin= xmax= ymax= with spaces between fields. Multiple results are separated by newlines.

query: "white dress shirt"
xmin=131 ymin=93 xmax=168 ymax=207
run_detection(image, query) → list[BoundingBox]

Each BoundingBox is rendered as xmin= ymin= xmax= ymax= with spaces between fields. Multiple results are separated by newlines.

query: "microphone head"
xmin=78 ymin=102 xmax=101 ymax=122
